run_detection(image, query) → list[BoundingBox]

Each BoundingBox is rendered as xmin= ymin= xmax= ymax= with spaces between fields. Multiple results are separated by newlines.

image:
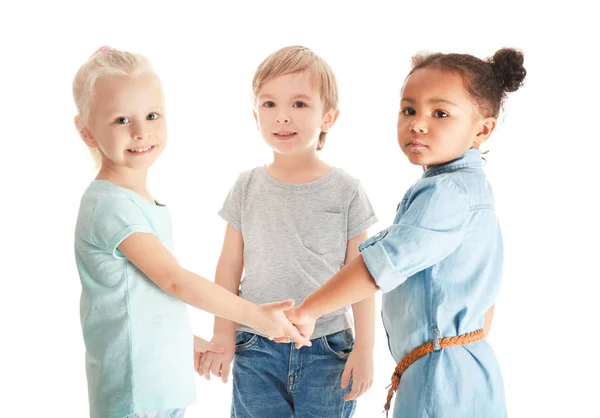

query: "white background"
xmin=1 ymin=1 xmax=598 ymax=417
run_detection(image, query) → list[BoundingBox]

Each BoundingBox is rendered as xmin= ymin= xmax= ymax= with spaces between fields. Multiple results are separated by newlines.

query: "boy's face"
xmin=254 ymin=72 xmax=337 ymax=156
xmin=397 ymin=68 xmax=495 ymax=167
xmin=77 ymin=72 xmax=167 ymax=171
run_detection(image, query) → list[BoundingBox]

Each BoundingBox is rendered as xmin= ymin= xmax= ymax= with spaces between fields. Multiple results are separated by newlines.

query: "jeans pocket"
xmin=321 ymin=329 xmax=354 ymax=360
xmin=235 ymin=331 xmax=259 ymax=351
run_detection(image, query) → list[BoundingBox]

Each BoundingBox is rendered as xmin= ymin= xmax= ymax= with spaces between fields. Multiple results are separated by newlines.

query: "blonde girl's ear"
xmin=74 ymin=115 xmax=97 ymax=148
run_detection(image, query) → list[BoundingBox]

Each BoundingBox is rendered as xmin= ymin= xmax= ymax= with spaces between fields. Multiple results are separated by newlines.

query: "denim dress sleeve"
xmin=359 ymin=178 xmax=470 ymax=293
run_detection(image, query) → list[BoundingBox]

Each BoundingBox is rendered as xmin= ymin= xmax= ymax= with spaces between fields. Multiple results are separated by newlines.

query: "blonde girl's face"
xmin=80 ymin=72 xmax=167 ymax=171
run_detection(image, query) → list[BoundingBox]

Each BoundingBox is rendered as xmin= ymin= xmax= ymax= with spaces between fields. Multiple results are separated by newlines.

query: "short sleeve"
xmin=90 ymin=193 xmax=153 ymax=258
xmin=347 ymin=182 xmax=378 ymax=239
xmin=359 ymin=179 xmax=469 ymax=293
xmin=218 ymin=174 xmax=244 ymax=232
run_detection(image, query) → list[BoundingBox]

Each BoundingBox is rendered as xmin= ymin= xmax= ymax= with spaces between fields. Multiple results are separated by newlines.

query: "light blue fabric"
xmin=125 ymin=408 xmax=186 ymax=418
xmin=360 ymin=149 xmax=506 ymax=417
xmin=75 ymin=180 xmax=195 ymax=418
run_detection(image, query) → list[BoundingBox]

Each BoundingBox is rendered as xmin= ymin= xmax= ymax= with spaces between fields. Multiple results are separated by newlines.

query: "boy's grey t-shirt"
xmin=218 ymin=166 xmax=378 ymax=339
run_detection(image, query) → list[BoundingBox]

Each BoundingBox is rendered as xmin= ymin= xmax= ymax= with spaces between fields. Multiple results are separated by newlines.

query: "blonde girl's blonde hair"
xmin=72 ymin=46 xmax=155 ymax=167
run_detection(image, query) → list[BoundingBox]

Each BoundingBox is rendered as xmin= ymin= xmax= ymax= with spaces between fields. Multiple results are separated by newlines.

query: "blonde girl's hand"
xmin=193 ymin=335 xmax=225 ymax=374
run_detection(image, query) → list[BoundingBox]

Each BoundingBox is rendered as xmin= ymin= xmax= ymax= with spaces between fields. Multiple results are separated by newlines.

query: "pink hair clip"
xmin=95 ymin=46 xmax=115 ymax=55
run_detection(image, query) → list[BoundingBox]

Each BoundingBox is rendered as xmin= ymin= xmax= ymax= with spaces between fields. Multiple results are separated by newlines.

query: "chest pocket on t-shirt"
xmin=301 ymin=211 xmax=345 ymax=255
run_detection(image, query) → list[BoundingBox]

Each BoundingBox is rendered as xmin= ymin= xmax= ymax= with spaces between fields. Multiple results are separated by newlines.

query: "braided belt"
xmin=384 ymin=329 xmax=485 ymax=414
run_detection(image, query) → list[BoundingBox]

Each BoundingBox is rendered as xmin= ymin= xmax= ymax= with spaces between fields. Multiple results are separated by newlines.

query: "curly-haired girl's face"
xmin=398 ymin=68 xmax=495 ymax=168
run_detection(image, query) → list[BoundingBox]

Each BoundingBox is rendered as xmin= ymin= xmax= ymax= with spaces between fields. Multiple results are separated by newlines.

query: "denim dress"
xmin=359 ymin=149 xmax=507 ymax=418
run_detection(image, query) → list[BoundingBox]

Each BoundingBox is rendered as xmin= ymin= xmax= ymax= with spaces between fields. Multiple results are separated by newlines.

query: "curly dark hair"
xmin=410 ymin=48 xmax=527 ymax=118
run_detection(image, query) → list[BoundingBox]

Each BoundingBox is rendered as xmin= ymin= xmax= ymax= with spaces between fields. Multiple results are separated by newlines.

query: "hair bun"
xmin=491 ymin=48 xmax=526 ymax=93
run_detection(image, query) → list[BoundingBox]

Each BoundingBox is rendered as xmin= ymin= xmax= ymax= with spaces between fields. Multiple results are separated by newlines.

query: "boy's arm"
xmin=193 ymin=335 xmax=224 ymax=375
xmin=118 ymin=232 xmax=310 ymax=346
xmin=200 ymin=225 xmax=244 ymax=382
xmin=213 ymin=224 xmax=244 ymax=339
xmin=343 ymin=232 xmax=375 ymax=401
xmin=348 ymin=232 xmax=376 ymax=351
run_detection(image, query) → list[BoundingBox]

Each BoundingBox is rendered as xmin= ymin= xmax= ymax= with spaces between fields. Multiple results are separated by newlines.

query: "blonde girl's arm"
xmin=118 ymin=232 xmax=311 ymax=346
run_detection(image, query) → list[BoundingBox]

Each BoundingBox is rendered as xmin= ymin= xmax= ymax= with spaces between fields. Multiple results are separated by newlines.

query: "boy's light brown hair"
xmin=252 ymin=46 xmax=339 ymax=151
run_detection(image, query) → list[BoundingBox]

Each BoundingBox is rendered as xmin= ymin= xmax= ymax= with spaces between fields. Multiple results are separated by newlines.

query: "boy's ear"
xmin=253 ymin=110 xmax=260 ymax=130
xmin=75 ymin=115 xmax=97 ymax=148
xmin=321 ymin=108 xmax=340 ymax=132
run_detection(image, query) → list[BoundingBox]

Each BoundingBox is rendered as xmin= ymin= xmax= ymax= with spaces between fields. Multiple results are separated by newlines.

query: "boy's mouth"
xmin=273 ymin=131 xmax=297 ymax=140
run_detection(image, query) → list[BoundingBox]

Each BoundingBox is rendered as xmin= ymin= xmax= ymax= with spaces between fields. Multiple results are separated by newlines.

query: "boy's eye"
xmin=263 ymin=101 xmax=276 ymax=108
xmin=293 ymin=101 xmax=307 ymax=108
xmin=402 ymin=108 xmax=416 ymax=116
xmin=147 ymin=112 xmax=159 ymax=120
xmin=116 ymin=117 xmax=130 ymax=124
xmin=434 ymin=110 xmax=448 ymax=118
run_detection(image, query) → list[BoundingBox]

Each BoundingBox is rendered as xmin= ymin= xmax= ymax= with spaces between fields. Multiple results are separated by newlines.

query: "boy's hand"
xmin=283 ymin=306 xmax=317 ymax=349
xmin=193 ymin=335 xmax=224 ymax=376
xmin=253 ymin=300 xmax=312 ymax=347
xmin=198 ymin=334 xmax=235 ymax=383
xmin=341 ymin=346 xmax=374 ymax=401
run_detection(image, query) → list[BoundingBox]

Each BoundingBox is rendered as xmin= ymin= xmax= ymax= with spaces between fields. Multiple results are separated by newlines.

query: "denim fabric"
xmin=360 ymin=149 xmax=507 ymax=418
xmin=231 ymin=329 xmax=357 ymax=418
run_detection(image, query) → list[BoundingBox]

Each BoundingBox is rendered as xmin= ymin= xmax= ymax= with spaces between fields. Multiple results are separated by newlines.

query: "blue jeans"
xmin=125 ymin=409 xmax=185 ymax=418
xmin=231 ymin=329 xmax=357 ymax=418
